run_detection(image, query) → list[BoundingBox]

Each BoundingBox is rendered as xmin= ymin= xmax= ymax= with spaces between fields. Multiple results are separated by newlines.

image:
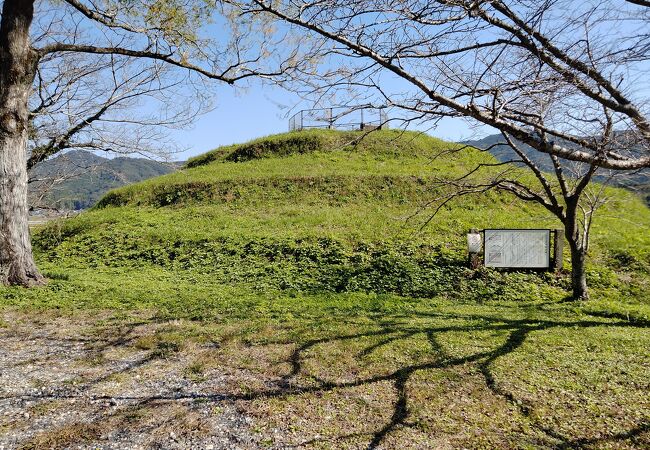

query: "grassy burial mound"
xmin=2 ymin=130 xmax=649 ymax=448
xmin=29 ymin=129 xmax=650 ymax=304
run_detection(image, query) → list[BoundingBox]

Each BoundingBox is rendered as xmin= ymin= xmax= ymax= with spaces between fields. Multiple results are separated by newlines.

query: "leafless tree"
xmin=26 ymin=50 xmax=191 ymax=211
xmin=0 ymin=0 xmax=299 ymax=286
xmin=228 ymin=0 xmax=650 ymax=299
xmin=29 ymin=51 xmax=202 ymax=166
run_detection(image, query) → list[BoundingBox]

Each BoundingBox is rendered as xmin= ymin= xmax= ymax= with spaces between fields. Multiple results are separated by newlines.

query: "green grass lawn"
xmin=2 ymin=129 xmax=649 ymax=448
xmin=2 ymin=265 xmax=648 ymax=448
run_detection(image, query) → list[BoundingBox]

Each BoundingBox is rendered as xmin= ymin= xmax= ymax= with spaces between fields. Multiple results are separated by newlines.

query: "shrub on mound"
xmin=185 ymin=132 xmax=327 ymax=168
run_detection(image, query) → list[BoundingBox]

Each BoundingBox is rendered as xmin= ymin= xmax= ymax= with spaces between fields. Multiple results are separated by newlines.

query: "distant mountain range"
xmin=29 ymin=150 xmax=179 ymax=210
xmin=462 ymin=134 xmax=650 ymax=206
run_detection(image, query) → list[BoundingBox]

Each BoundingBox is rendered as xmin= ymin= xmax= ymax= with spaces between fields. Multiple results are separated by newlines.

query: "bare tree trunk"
xmin=567 ymin=239 xmax=588 ymax=300
xmin=0 ymin=0 xmax=45 ymax=286
xmin=564 ymin=200 xmax=588 ymax=300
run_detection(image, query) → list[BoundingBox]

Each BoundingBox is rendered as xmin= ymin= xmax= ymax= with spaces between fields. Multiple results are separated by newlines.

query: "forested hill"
xmin=463 ymin=133 xmax=650 ymax=206
xmin=29 ymin=150 xmax=179 ymax=210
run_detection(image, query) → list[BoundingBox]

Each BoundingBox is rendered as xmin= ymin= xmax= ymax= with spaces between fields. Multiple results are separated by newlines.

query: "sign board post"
xmin=483 ymin=229 xmax=551 ymax=269
xmin=552 ymin=229 xmax=564 ymax=271
xmin=467 ymin=228 xmax=482 ymax=269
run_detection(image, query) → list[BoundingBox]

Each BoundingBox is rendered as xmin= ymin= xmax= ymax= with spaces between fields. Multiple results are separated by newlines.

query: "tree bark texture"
xmin=569 ymin=242 xmax=588 ymax=300
xmin=0 ymin=0 xmax=45 ymax=286
xmin=564 ymin=200 xmax=588 ymax=300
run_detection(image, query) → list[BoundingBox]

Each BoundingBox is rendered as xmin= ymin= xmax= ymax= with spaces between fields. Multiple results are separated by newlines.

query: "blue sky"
xmin=167 ymin=81 xmax=479 ymax=160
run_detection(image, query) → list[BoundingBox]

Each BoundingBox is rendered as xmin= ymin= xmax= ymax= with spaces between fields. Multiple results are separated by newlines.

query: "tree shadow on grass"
xmin=2 ymin=311 xmax=649 ymax=449
xmin=255 ymin=313 xmax=649 ymax=449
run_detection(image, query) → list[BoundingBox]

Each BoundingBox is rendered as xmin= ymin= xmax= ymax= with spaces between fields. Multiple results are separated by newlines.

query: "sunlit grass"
xmin=3 ymin=128 xmax=649 ymax=448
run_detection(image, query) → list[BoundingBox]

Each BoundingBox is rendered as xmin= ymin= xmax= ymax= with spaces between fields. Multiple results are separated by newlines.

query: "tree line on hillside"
xmin=29 ymin=151 xmax=178 ymax=211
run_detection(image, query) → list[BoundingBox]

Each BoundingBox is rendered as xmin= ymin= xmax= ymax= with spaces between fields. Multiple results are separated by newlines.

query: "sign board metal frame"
xmin=483 ymin=229 xmax=551 ymax=269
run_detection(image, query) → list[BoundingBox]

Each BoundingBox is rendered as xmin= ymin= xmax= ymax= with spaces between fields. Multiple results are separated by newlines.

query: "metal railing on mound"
xmin=288 ymin=107 xmax=389 ymax=132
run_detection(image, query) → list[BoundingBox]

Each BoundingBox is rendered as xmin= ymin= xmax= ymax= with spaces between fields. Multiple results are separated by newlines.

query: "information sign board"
xmin=484 ymin=229 xmax=550 ymax=268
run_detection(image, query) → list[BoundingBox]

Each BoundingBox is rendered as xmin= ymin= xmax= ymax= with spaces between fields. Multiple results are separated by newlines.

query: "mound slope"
xmin=33 ymin=129 xmax=650 ymax=301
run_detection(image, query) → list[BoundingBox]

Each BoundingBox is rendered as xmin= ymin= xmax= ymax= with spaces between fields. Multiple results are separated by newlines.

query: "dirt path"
xmin=0 ymin=313 xmax=261 ymax=449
